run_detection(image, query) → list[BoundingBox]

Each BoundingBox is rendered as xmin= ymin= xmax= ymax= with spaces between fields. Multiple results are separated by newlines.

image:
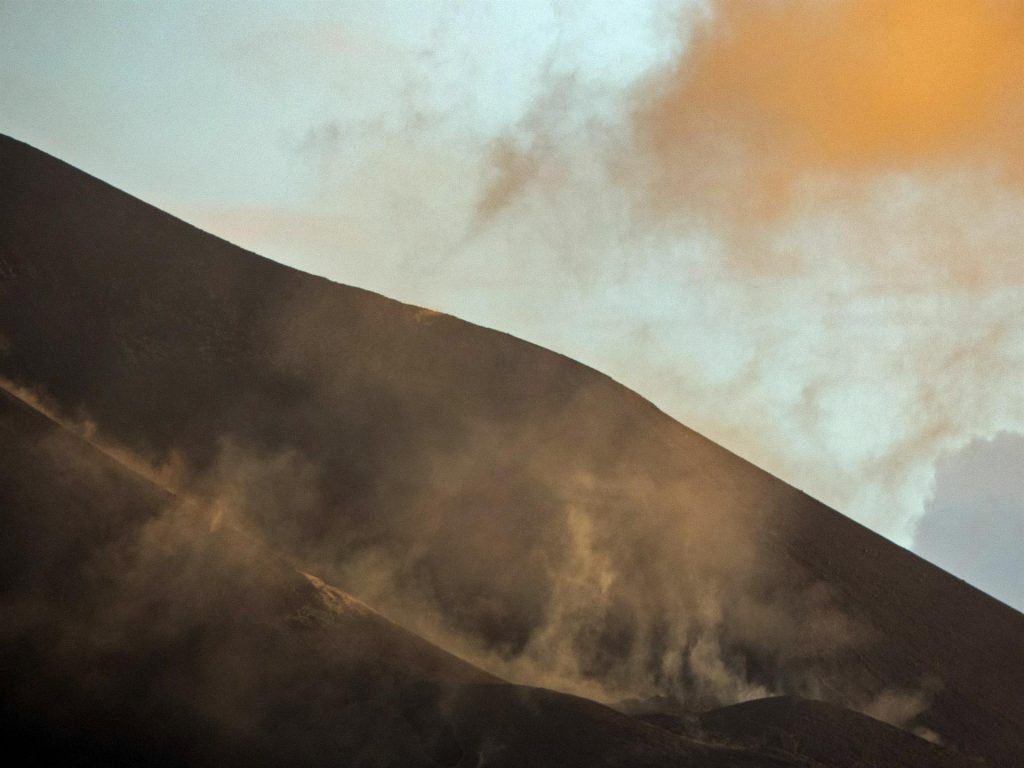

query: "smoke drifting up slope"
xmin=0 ymin=385 xmax=485 ymax=748
xmin=1 ymin=136 xmax=1023 ymax=766
xmin=7 ymin=385 xmax=763 ymax=768
xmin=0 ymin=132 xmax=852 ymax=707
xmin=699 ymin=696 xmax=979 ymax=767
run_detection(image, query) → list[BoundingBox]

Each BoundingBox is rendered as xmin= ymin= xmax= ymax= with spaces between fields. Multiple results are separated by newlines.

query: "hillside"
xmin=3 ymin=384 xmax=779 ymax=767
xmin=1 ymin=134 xmax=1022 ymax=765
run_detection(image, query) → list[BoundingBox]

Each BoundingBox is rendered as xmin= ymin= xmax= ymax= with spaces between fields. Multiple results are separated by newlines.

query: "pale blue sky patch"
xmin=916 ymin=433 xmax=1024 ymax=611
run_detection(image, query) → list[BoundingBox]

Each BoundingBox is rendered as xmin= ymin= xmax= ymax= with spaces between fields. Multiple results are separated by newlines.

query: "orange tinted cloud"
xmin=635 ymin=0 xmax=1024 ymax=219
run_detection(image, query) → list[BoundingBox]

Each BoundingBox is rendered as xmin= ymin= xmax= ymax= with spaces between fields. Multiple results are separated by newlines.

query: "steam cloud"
xmin=633 ymin=0 xmax=1024 ymax=226
xmin=1 ymin=372 xmax=936 ymax=734
xmin=176 ymin=0 xmax=1024 ymax=551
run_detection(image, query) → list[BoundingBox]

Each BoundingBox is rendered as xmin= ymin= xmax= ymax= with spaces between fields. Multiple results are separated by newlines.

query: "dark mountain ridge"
xmin=1 ymin=134 xmax=1022 ymax=765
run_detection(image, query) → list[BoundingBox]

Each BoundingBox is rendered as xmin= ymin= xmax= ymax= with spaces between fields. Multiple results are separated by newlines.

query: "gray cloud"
xmin=914 ymin=432 xmax=1024 ymax=611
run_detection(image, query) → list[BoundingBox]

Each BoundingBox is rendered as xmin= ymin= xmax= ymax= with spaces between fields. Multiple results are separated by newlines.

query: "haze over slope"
xmin=1 ymin=135 xmax=1022 ymax=766
xmin=2 ymin=384 xmax=762 ymax=768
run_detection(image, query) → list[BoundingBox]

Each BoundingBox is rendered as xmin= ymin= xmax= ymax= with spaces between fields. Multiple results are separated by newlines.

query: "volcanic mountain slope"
xmin=698 ymin=697 xmax=980 ymax=768
xmin=0 ymin=383 xmax=491 ymax=766
xmin=0 ymin=386 xmax=984 ymax=768
xmin=1 ymin=135 xmax=1023 ymax=765
xmin=2 ymin=384 xmax=805 ymax=768
xmin=624 ymin=694 xmax=984 ymax=767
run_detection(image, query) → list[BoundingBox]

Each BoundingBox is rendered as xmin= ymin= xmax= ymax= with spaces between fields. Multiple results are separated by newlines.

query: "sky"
xmin=1 ymin=0 xmax=1022 ymax=610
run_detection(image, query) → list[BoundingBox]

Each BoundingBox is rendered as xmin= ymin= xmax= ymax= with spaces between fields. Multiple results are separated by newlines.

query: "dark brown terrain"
xmin=1 ymin=134 xmax=1022 ymax=766
xmin=699 ymin=697 xmax=983 ymax=767
xmin=0 ymin=384 xmax=796 ymax=767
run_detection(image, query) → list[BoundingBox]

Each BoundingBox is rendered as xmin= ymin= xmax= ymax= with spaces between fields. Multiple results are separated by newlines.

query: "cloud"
xmin=453 ymin=0 xmax=1024 ymax=548
xmin=913 ymin=432 xmax=1024 ymax=610
xmin=149 ymin=0 xmax=1023 ymax=584
xmin=632 ymin=0 xmax=1024 ymax=226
